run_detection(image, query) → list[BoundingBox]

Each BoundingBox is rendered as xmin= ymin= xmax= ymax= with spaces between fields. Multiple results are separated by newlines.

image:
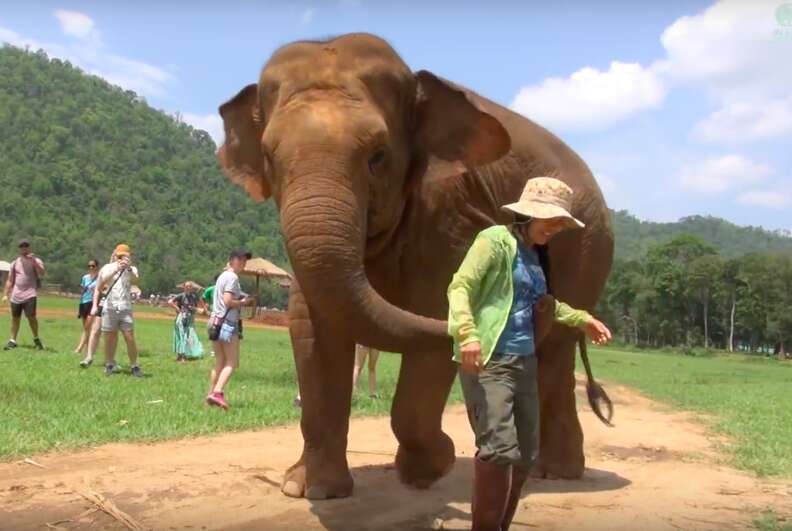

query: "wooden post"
xmin=255 ymin=275 xmax=261 ymax=319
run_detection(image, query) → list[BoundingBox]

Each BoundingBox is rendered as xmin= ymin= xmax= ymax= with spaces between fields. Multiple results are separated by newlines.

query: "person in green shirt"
xmin=447 ymin=177 xmax=612 ymax=531
xmin=201 ymin=284 xmax=215 ymax=315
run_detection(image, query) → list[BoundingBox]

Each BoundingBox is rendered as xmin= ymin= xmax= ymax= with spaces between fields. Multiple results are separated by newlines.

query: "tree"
xmin=0 ymin=45 xmax=290 ymax=299
xmin=689 ymin=254 xmax=722 ymax=349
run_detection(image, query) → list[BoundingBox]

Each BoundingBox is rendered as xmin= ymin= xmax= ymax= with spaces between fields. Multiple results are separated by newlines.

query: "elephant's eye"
xmin=368 ymin=150 xmax=386 ymax=175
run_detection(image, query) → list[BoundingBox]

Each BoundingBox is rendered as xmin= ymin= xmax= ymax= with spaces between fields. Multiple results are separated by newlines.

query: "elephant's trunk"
xmin=280 ymin=170 xmax=449 ymax=354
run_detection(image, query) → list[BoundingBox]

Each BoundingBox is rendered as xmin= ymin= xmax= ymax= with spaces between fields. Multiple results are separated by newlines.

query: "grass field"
xmin=0 ymin=296 xmax=464 ymax=460
xmin=1 ymin=296 xmax=791 ymax=480
xmin=585 ymin=346 xmax=792 ymax=477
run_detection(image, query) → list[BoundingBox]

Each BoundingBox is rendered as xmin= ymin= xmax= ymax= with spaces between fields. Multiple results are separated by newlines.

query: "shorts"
xmin=78 ymin=301 xmax=93 ymax=319
xmin=101 ymin=307 xmax=134 ymax=332
xmin=10 ymin=298 xmax=37 ymax=318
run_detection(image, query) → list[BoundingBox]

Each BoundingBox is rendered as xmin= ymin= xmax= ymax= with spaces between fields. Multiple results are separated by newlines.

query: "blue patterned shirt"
xmin=492 ymin=240 xmax=547 ymax=356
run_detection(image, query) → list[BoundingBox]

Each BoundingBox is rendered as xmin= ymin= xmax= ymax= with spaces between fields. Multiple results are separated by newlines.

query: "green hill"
xmin=1 ymin=46 xmax=789 ymax=302
xmin=612 ymin=211 xmax=792 ymax=260
xmin=0 ymin=45 xmax=287 ymax=301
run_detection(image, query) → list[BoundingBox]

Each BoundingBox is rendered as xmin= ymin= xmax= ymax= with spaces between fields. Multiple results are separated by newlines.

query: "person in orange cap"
xmin=91 ymin=244 xmax=143 ymax=377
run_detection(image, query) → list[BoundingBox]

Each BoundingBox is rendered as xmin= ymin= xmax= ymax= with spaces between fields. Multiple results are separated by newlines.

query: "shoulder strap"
xmin=104 ymin=268 xmax=126 ymax=295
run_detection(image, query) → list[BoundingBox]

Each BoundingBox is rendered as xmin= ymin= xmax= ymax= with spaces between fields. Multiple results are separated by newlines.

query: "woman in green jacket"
xmin=448 ymin=177 xmax=612 ymax=531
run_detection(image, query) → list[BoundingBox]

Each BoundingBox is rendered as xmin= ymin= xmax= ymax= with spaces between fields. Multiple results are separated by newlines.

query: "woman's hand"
xmin=461 ymin=341 xmax=483 ymax=374
xmin=584 ymin=317 xmax=612 ymax=345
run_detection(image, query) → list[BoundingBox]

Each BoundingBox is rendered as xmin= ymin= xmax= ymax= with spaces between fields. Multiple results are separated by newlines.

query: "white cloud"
xmin=691 ymin=97 xmax=792 ymax=143
xmin=659 ymin=0 xmax=789 ymax=100
xmin=679 ymin=154 xmax=773 ymax=194
xmin=510 ymin=0 xmax=792 ymax=142
xmin=737 ymin=188 xmax=791 ymax=208
xmin=661 ymin=0 xmax=792 ymax=143
xmin=182 ymin=112 xmax=224 ymax=146
xmin=53 ymin=10 xmax=95 ymax=39
xmin=510 ymin=61 xmax=666 ymax=132
xmin=0 ymin=13 xmax=172 ymax=98
xmin=300 ymin=7 xmax=315 ymax=25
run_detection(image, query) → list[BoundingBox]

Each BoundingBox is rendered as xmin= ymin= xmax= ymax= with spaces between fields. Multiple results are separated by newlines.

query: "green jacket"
xmin=447 ymin=225 xmax=591 ymax=365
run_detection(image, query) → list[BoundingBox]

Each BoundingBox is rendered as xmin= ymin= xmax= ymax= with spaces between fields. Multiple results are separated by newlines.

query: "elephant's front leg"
xmin=532 ymin=329 xmax=585 ymax=479
xmin=391 ymin=350 xmax=457 ymax=488
xmin=282 ymin=282 xmax=356 ymax=499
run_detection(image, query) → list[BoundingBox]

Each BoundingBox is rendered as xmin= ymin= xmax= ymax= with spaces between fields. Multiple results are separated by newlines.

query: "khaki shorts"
xmin=101 ymin=308 xmax=134 ymax=332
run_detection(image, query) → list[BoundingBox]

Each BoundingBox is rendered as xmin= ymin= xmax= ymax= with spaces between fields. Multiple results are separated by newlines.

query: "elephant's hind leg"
xmin=391 ymin=350 xmax=457 ymax=489
xmin=282 ymin=283 xmax=356 ymax=499
xmin=531 ymin=329 xmax=585 ymax=479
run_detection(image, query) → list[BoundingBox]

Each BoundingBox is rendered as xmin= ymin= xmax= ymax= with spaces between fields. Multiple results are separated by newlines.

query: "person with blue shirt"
xmin=448 ymin=177 xmax=612 ymax=531
xmin=76 ymin=258 xmax=101 ymax=367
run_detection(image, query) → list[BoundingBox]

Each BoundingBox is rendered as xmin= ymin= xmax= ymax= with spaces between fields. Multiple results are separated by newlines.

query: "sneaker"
xmin=105 ymin=363 xmax=117 ymax=376
xmin=207 ymin=392 xmax=229 ymax=410
xmin=3 ymin=340 xmax=17 ymax=351
xmin=33 ymin=338 xmax=44 ymax=351
xmin=130 ymin=366 xmax=144 ymax=378
xmin=79 ymin=358 xmax=93 ymax=368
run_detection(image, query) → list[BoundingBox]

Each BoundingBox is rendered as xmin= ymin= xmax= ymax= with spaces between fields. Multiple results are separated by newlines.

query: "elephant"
xmin=218 ymin=33 xmax=613 ymax=500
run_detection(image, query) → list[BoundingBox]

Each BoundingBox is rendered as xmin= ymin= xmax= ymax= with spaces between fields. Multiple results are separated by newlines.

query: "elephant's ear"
xmin=414 ymin=70 xmax=511 ymax=167
xmin=218 ymin=83 xmax=271 ymax=201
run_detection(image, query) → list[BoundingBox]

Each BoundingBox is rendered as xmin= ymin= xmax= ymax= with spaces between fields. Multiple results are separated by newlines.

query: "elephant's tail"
xmin=578 ymin=334 xmax=614 ymax=427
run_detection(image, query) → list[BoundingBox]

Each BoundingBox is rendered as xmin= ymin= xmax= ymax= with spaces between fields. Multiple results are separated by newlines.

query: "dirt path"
xmin=2 ymin=381 xmax=790 ymax=531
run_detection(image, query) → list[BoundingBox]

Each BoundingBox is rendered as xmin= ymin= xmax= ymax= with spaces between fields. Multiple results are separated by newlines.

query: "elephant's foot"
xmin=529 ymin=454 xmax=583 ymax=480
xmin=281 ymin=458 xmax=354 ymax=499
xmin=395 ymin=432 xmax=455 ymax=489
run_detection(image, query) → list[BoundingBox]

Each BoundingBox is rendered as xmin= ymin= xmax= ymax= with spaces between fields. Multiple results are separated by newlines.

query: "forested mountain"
xmin=0 ymin=45 xmax=287 ymax=300
xmin=1 ymin=45 xmax=790 ymax=326
xmin=612 ymin=211 xmax=792 ymax=260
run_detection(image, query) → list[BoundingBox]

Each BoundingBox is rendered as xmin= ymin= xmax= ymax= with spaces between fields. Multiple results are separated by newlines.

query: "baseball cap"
xmin=114 ymin=243 xmax=131 ymax=257
xmin=229 ymin=249 xmax=252 ymax=260
xmin=18 ymin=239 xmax=30 ymax=247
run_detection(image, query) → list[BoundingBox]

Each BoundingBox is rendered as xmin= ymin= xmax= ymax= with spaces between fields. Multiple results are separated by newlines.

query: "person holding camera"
xmin=3 ymin=239 xmax=46 ymax=351
xmin=91 ymin=244 xmax=143 ymax=377
xmin=206 ymin=249 xmax=254 ymax=410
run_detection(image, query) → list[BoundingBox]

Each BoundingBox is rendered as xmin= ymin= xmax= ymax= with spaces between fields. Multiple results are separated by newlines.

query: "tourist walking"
xmin=75 ymin=258 xmax=102 ymax=367
xmin=2 ymin=239 xmax=46 ymax=351
xmin=352 ymin=344 xmax=381 ymax=399
xmin=206 ymin=250 xmax=253 ymax=410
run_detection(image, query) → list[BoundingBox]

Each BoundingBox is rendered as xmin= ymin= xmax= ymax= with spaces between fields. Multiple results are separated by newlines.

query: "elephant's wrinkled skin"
xmin=218 ymin=33 xmax=613 ymax=499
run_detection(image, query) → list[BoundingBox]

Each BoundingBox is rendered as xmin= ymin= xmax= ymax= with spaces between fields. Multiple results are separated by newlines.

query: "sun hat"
xmin=501 ymin=176 xmax=585 ymax=229
xmin=114 ymin=243 xmax=131 ymax=257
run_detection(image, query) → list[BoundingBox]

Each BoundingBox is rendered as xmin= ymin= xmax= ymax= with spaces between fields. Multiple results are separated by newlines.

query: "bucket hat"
xmin=501 ymin=177 xmax=584 ymax=228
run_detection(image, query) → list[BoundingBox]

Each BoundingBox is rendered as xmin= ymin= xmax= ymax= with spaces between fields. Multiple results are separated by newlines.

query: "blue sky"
xmin=2 ymin=1 xmax=791 ymax=232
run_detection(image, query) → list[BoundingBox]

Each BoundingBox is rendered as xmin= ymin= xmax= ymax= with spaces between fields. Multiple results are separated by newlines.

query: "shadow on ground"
xmin=225 ymin=458 xmax=630 ymax=531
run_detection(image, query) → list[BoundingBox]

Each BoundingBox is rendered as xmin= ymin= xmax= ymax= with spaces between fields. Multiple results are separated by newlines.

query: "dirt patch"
xmin=1 ymin=382 xmax=790 ymax=530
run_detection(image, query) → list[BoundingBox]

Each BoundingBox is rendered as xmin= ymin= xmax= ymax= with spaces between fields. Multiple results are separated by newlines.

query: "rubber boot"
xmin=501 ymin=467 xmax=529 ymax=530
xmin=471 ymin=458 xmax=512 ymax=531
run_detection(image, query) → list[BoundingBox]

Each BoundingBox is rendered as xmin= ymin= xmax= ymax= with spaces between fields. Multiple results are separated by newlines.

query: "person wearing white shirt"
xmin=91 ymin=244 xmax=142 ymax=377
